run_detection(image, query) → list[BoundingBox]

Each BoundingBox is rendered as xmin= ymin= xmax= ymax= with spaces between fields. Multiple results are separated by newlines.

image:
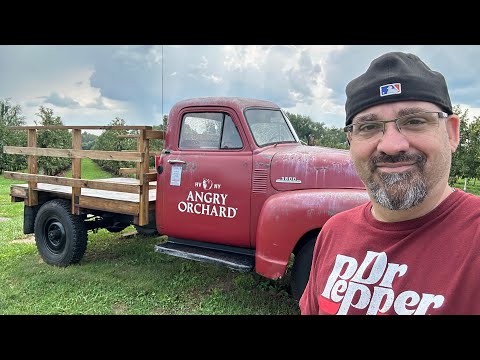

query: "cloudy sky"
xmin=1 ymin=45 xmax=479 ymax=131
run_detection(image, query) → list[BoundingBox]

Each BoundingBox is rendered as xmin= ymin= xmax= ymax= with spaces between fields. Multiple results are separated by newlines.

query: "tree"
xmin=35 ymin=106 xmax=71 ymax=176
xmin=286 ymin=111 xmax=347 ymax=149
xmin=161 ymin=114 xmax=168 ymax=131
xmin=0 ymin=98 xmax=27 ymax=173
xmin=448 ymin=105 xmax=480 ymax=190
xmin=82 ymin=131 xmax=98 ymax=150
xmin=450 ymin=105 xmax=471 ymax=184
xmin=466 ymin=116 xmax=480 ymax=182
xmin=93 ymin=117 xmax=137 ymax=174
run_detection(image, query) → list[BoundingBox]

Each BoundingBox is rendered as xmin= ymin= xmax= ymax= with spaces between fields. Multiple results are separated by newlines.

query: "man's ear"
xmin=446 ymin=114 xmax=460 ymax=153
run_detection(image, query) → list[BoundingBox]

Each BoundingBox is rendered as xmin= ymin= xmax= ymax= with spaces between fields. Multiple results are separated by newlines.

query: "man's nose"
xmin=376 ymin=122 xmax=410 ymax=155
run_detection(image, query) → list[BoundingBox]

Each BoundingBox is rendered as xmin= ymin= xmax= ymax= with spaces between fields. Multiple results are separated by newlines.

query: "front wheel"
xmin=290 ymin=235 xmax=316 ymax=302
xmin=34 ymin=199 xmax=88 ymax=266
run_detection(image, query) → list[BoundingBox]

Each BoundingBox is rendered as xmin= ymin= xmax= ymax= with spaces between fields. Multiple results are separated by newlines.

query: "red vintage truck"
xmin=4 ymin=97 xmax=369 ymax=301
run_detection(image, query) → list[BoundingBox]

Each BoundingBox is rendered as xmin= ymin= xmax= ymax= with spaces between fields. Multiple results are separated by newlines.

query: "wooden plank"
xmin=9 ymin=180 xmax=157 ymax=202
xmin=11 ymin=185 xmax=27 ymax=199
xmin=145 ymin=172 xmax=157 ymax=183
xmin=79 ymin=196 xmax=139 ymax=216
xmin=72 ymin=129 xmax=82 ymax=214
xmin=94 ymin=177 xmax=157 ymax=191
xmin=138 ymin=129 xmax=149 ymax=226
xmin=4 ymin=172 xmax=141 ymax=193
xmin=4 ymin=146 xmax=143 ymax=162
xmin=145 ymin=130 xmax=165 ymax=139
xmin=27 ymin=129 xmax=38 ymax=206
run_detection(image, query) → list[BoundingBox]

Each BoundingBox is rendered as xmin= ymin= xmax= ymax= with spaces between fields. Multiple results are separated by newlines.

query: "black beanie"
xmin=345 ymin=52 xmax=453 ymax=126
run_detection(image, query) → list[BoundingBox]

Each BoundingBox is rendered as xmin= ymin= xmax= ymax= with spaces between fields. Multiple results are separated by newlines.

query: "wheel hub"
xmin=46 ymin=221 xmax=66 ymax=252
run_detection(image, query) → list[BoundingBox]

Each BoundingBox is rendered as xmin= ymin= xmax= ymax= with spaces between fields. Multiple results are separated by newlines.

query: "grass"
xmin=0 ymin=176 xmax=26 ymax=243
xmin=453 ymin=178 xmax=480 ymax=195
xmin=0 ymin=230 xmax=298 ymax=315
xmin=0 ymin=159 xmax=300 ymax=315
xmin=63 ymin=158 xmax=113 ymax=179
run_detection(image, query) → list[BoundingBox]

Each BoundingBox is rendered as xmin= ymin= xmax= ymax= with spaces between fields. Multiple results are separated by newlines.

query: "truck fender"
xmin=254 ymin=189 xmax=369 ymax=280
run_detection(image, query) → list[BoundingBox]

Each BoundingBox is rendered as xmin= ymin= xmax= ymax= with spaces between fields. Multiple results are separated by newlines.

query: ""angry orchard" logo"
xmin=177 ymin=178 xmax=237 ymax=218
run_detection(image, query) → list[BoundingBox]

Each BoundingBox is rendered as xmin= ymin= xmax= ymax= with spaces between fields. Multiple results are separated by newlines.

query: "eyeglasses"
xmin=343 ymin=111 xmax=449 ymax=141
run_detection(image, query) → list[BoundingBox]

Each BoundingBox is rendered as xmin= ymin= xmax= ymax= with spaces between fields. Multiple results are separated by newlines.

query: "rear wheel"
xmin=34 ymin=199 xmax=88 ymax=266
xmin=290 ymin=235 xmax=316 ymax=302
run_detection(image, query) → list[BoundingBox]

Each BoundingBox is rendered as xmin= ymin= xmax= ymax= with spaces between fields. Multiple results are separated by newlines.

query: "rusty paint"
xmin=268 ymin=145 xmax=364 ymax=191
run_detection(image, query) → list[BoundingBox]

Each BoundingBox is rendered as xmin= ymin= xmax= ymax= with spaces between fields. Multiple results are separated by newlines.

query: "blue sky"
xmin=1 ymin=45 xmax=479 ymax=130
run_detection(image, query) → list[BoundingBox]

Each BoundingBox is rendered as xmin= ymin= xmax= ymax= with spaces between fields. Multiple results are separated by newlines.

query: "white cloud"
xmin=223 ymin=45 xmax=267 ymax=71
xmin=1 ymin=45 xmax=480 ymax=131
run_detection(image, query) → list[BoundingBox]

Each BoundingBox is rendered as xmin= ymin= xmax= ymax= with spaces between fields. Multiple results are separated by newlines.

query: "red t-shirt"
xmin=299 ymin=189 xmax=480 ymax=315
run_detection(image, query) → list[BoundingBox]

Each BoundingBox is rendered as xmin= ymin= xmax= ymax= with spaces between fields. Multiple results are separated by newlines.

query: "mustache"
xmin=369 ymin=152 xmax=426 ymax=168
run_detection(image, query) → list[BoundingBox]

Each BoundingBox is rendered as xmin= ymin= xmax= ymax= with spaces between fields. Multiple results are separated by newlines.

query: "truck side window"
xmin=179 ymin=112 xmax=242 ymax=150
xmin=221 ymin=115 xmax=243 ymax=149
xmin=179 ymin=113 xmax=223 ymax=149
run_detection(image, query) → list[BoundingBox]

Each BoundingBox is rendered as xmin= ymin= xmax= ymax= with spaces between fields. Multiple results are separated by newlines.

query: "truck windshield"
xmin=244 ymin=109 xmax=297 ymax=147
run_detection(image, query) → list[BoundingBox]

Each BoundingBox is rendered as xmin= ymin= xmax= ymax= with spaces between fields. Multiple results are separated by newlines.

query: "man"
xmin=299 ymin=51 xmax=480 ymax=315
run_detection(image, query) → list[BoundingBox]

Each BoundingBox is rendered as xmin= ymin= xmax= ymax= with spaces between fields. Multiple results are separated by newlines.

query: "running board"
xmin=154 ymin=241 xmax=254 ymax=272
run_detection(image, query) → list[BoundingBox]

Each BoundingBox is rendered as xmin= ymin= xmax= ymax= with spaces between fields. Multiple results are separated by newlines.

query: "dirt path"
xmin=11 ymin=235 xmax=35 ymax=244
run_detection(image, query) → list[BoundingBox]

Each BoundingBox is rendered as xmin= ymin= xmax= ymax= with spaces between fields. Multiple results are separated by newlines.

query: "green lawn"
xmin=0 ymin=176 xmax=27 ymax=243
xmin=453 ymin=178 xmax=480 ymax=195
xmin=0 ymin=159 xmax=300 ymax=315
xmin=63 ymin=158 xmax=113 ymax=179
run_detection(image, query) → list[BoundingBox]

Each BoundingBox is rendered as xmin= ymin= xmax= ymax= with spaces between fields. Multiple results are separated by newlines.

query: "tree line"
xmin=1 ymin=98 xmax=479 ymax=187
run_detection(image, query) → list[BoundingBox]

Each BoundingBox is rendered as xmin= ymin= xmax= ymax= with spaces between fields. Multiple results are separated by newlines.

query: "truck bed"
xmin=3 ymin=124 xmax=164 ymax=225
xmin=10 ymin=177 xmax=157 ymax=217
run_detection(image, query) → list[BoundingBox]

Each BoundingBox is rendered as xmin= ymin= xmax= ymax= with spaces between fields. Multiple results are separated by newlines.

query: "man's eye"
xmin=358 ymin=123 xmax=382 ymax=132
xmin=402 ymin=117 xmax=427 ymax=126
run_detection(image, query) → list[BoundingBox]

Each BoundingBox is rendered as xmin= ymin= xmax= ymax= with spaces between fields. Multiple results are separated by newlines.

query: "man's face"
xmin=348 ymin=101 xmax=459 ymax=210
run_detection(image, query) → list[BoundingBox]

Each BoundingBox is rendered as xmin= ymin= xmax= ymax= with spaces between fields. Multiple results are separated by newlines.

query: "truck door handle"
xmin=168 ymin=159 xmax=186 ymax=165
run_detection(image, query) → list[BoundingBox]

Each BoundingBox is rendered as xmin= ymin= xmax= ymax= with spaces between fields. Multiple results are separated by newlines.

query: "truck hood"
xmin=262 ymin=144 xmax=365 ymax=191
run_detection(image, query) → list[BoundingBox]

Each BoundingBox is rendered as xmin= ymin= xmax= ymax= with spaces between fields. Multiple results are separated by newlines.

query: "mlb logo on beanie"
xmin=380 ymin=83 xmax=401 ymax=96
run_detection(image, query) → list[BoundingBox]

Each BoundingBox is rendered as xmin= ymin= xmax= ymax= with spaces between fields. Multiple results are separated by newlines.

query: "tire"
xmin=34 ymin=199 xmax=88 ymax=266
xmin=290 ymin=235 xmax=317 ymax=302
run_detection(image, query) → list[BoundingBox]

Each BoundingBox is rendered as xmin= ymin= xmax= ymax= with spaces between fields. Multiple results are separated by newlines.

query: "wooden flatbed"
xmin=9 ymin=178 xmax=157 ymax=217
xmin=4 ymin=125 xmax=164 ymax=226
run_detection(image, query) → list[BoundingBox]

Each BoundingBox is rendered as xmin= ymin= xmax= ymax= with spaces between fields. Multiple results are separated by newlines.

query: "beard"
xmin=363 ymin=153 xmax=428 ymax=210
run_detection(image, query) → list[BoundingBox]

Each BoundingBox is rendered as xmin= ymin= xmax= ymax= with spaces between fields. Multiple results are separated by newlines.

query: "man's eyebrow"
xmin=397 ymin=107 xmax=428 ymax=117
xmin=354 ymin=113 xmax=379 ymax=123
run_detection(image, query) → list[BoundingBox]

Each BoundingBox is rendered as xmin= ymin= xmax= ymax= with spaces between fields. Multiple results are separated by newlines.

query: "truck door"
xmin=158 ymin=110 xmax=252 ymax=248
